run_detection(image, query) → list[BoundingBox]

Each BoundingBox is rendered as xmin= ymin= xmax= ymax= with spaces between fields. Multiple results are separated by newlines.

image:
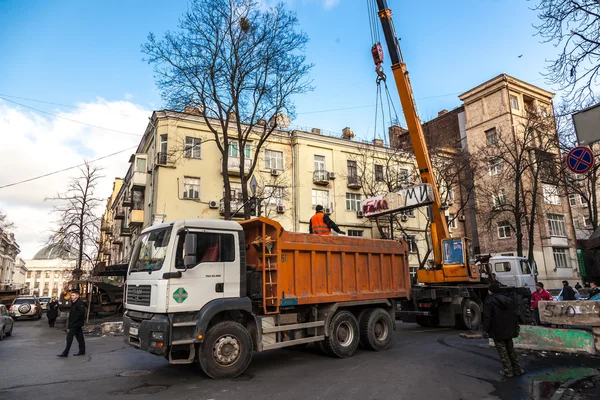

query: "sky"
xmin=0 ymin=0 xmax=563 ymax=258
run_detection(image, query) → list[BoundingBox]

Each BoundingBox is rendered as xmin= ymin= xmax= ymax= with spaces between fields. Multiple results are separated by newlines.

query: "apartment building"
xmin=0 ymin=230 xmax=20 ymax=290
xmin=100 ymin=109 xmax=464 ymax=276
xmin=419 ymin=74 xmax=579 ymax=288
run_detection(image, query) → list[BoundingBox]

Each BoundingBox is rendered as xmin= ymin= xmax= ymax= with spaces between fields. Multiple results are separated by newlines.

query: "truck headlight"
xmin=151 ymin=331 xmax=164 ymax=340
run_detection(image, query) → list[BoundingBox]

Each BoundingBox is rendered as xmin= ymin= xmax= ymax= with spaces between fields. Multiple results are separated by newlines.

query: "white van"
xmin=489 ymin=256 xmax=537 ymax=292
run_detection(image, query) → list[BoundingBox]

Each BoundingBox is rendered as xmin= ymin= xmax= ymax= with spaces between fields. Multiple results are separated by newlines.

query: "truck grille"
xmin=126 ymin=285 xmax=151 ymax=306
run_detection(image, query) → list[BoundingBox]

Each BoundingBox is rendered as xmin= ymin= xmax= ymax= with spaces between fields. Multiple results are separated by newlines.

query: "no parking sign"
xmin=566 ymin=146 xmax=594 ymax=174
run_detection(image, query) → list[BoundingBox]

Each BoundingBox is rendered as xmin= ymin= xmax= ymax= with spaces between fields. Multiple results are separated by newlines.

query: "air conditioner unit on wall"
xmin=277 ymin=205 xmax=285 ymax=213
xmin=328 ymin=172 xmax=336 ymax=180
xmin=356 ymin=210 xmax=364 ymax=218
xmin=325 ymin=207 xmax=332 ymax=214
xmin=400 ymin=215 xmax=408 ymax=222
xmin=458 ymin=215 xmax=466 ymax=221
xmin=209 ymin=201 xmax=219 ymax=209
xmin=271 ymin=169 xmax=281 ymax=176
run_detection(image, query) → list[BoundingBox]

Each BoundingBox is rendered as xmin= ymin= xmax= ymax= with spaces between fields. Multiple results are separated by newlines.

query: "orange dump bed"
xmin=240 ymin=217 xmax=410 ymax=314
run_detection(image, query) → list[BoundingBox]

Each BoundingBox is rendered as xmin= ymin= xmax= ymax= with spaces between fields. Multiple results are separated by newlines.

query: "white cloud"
xmin=124 ymin=92 xmax=134 ymax=100
xmin=322 ymin=0 xmax=340 ymax=9
xmin=0 ymin=99 xmax=149 ymax=259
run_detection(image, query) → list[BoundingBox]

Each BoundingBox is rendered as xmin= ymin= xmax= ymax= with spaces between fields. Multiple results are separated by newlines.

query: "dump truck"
xmin=123 ymin=217 xmax=410 ymax=378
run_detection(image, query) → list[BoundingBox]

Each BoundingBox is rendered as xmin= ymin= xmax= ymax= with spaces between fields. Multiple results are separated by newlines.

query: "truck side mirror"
xmin=184 ymin=233 xmax=197 ymax=269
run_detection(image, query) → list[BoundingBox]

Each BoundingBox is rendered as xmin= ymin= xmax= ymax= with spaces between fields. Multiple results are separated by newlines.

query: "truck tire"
xmin=455 ymin=300 xmax=481 ymax=330
xmin=198 ymin=321 xmax=253 ymax=379
xmin=415 ymin=315 xmax=439 ymax=328
xmin=322 ymin=310 xmax=360 ymax=358
xmin=359 ymin=308 xmax=393 ymax=351
xmin=518 ymin=298 xmax=533 ymax=324
xmin=357 ymin=308 xmax=374 ymax=348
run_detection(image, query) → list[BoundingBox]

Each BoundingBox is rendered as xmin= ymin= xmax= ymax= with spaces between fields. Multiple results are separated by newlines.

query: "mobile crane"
xmin=373 ymin=0 xmax=533 ymax=328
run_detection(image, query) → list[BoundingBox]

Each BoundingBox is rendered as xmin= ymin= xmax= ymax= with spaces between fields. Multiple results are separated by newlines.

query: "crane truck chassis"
xmin=123 ymin=217 xmax=411 ymax=379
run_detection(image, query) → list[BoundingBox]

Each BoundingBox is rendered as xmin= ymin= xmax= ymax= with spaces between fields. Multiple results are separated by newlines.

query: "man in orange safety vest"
xmin=309 ymin=205 xmax=345 ymax=235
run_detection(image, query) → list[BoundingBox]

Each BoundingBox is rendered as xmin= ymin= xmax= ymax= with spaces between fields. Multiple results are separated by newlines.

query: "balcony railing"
xmin=130 ymin=209 xmax=144 ymax=226
xmin=156 ymin=152 xmax=168 ymax=166
xmin=114 ymin=207 xmax=125 ymax=220
xmin=313 ymin=170 xmax=329 ymax=186
xmin=347 ymin=175 xmax=362 ymax=189
xmin=120 ymin=226 xmax=132 ymax=237
xmin=222 ymin=157 xmax=252 ymax=176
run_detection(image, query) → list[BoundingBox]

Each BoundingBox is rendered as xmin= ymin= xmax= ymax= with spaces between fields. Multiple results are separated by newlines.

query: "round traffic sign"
xmin=566 ymin=146 xmax=594 ymax=174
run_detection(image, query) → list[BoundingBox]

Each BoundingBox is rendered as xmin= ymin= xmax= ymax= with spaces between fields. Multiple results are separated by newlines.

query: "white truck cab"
xmin=486 ymin=256 xmax=537 ymax=292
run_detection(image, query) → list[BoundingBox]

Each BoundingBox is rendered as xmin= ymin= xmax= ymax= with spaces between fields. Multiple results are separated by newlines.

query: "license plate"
xmin=129 ymin=327 xmax=139 ymax=336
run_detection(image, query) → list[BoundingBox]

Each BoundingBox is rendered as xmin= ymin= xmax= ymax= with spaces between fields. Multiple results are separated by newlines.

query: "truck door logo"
xmin=173 ymin=287 xmax=188 ymax=303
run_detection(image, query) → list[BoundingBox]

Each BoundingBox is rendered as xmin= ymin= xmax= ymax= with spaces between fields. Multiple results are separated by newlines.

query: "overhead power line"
xmin=0 ymin=96 xmax=142 ymax=137
xmin=0 ymin=146 xmax=137 ymax=190
xmin=0 ymin=93 xmax=133 ymax=116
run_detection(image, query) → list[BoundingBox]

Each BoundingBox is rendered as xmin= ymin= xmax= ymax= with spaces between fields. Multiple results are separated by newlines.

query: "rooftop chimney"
xmin=184 ymin=106 xmax=203 ymax=115
xmin=342 ymin=127 xmax=354 ymax=140
xmin=311 ymin=128 xmax=321 ymax=134
xmin=438 ymin=109 xmax=448 ymax=117
xmin=373 ymin=138 xmax=384 ymax=147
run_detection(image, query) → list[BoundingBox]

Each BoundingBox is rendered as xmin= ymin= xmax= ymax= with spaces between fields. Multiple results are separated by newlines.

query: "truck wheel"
xmin=360 ymin=308 xmax=393 ymax=351
xmin=357 ymin=308 xmax=374 ymax=348
xmin=416 ymin=315 xmax=439 ymax=328
xmin=456 ymin=300 xmax=481 ymax=330
xmin=322 ymin=310 xmax=360 ymax=358
xmin=198 ymin=321 xmax=253 ymax=379
xmin=518 ymin=298 xmax=533 ymax=324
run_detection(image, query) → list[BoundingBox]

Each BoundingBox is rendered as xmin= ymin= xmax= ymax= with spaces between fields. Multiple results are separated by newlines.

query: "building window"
xmin=485 ymin=128 xmax=498 ymax=145
xmin=228 ymin=142 xmax=251 ymax=159
xmin=264 ymin=149 xmax=284 ymax=170
xmin=447 ymin=187 xmax=455 ymax=204
xmin=404 ymin=234 xmax=418 ymax=253
xmin=312 ymin=189 xmax=329 ymax=208
xmin=488 ymin=158 xmax=502 ymax=176
xmin=553 ymin=248 xmax=570 ymax=268
xmin=573 ymin=216 xmax=581 ymax=229
xmin=399 ymin=168 xmax=409 ymax=182
xmin=347 ymin=160 xmax=358 ymax=179
xmin=497 ymin=221 xmax=511 ymax=239
xmin=184 ymin=137 xmax=202 ymax=159
xmin=548 ymin=214 xmax=567 ymax=237
xmin=492 ymin=189 xmax=506 ymax=209
xmin=584 ymin=216 xmax=592 ymax=227
xmin=135 ymin=157 xmax=147 ymax=173
xmin=44 ymin=282 xmax=49 ymax=289
xmin=36 ymin=271 xmax=41 ymax=278
xmin=53 ymin=282 xmax=58 ymax=289
xmin=375 ymin=164 xmax=384 ymax=182
xmin=346 ymin=193 xmax=362 ymax=212
xmin=569 ymin=194 xmax=577 ymax=206
xmin=448 ymin=213 xmax=457 ymax=229
xmin=183 ymin=177 xmax=200 ymax=200
xmin=379 ymin=226 xmax=390 ymax=239
xmin=510 ymin=95 xmax=519 ymax=110
xmin=45 ymin=271 xmax=50 ymax=278
xmin=543 ymin=184 xmax=561 ymax=205
xmin=55 ymin=271 xmax=60 ymax=278
xmin=27 ymin=272 xmax=31 ymax=278
xmin=314 ymin=155 xmax=326 ymax=172
xmin=264 ymin=186 xmax=285 ymax=205
xmin=348 ymin=230 xmax=364 ymax=237
xmin=160 ymin=134 xmax=168 ymax=154
xmin=43 ymin=289 xmax=49 ymax=296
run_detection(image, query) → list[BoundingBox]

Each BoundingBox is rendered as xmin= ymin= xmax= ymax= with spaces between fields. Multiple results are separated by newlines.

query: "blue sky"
xmin=1 ymin=0 xmax=558 ymax=140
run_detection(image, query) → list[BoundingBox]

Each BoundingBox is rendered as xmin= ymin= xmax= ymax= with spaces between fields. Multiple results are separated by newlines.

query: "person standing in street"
xmin=482 ymin=283 xmax=524 ymax=378
xmin=309 ymin=205 xmax=345 ymax=235
xmin=47 ymin=297 xmax=59 ymax=328
xmin=57 ymin=290 xmax=87 ymax=357
xmin=561 ymin=281 xmax=576 ymax=301
xmin=531 ymin=282 xmax=553 ymax=325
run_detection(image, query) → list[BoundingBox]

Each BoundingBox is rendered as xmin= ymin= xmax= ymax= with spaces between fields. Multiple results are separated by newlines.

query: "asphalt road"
xmin=1 ymin=317 xmax=597 ymax=400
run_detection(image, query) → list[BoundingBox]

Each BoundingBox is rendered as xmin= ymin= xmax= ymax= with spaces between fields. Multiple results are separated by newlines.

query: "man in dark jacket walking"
xmin=483 ymin=283 xmax=524 ymax=378
xmin=57 ymin=290 xmax=87 ymax=357
xmin=561 ymin=281 xmax=576 ymax=301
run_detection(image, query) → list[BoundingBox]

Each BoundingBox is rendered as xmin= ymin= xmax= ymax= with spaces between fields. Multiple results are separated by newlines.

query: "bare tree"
xmin=46 ymin=161 xmax=103 ymax=280
xmin=533 ymin=0 xmax=600 ymax=106
xmin=143 ymin=0 xmax=312 ymax=220
xmin=0 ymin=209 xmax=14 ymax=232
xmin=554 ymin=100 xmax=600 ymax=232
xmin=472 ymin=109 xmax=560 ymax=261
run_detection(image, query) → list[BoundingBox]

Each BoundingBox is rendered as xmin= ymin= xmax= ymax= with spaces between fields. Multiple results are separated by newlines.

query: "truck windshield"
xmin=131 ymin=227 xmax=172 ymax=272
xmin=443 ymin=238 xmax=464 ymax=265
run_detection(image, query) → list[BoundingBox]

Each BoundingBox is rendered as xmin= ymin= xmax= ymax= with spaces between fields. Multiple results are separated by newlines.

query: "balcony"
xmin=347 ymin=175 xmax=362 ymax=190
xmin=101 ymin=221 xmax=111 ymax=232
xmin=122 ymin=196 xmax=132 ymax=208
xmin=156 ymin=152 xmax=168 ymax=166
xmin=220 ymin=199 xmax=245 ymax=216
xmin=114 ymin=207 xmax=125 ymax=220
xmin=222 ymin=157 xmax=252 ymax=176
xmin=130 ymin=209 xmax=144 ymax=226
xmin=131 ymin=171 xmax=147 ymax=188
xmin=313 ymin=170 xmax=330 ymax=186
xmin=120 ymin=226 xmax=132 ymax=237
